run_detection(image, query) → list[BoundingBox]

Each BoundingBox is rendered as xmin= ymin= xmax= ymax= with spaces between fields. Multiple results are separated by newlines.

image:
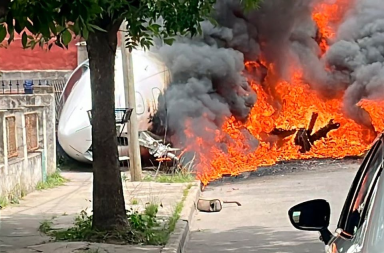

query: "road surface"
xmin=186 ymin=160 xmax=360 ymax=253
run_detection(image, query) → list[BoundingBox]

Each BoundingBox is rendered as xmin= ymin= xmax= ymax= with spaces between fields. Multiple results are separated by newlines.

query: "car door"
xmin=361 ymin=157 xmax=384 ymax=252
xmin=326 ymin=136 xmax=384 ymax=253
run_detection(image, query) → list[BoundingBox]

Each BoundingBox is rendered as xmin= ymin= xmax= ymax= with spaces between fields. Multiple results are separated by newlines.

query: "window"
xmin=364 ymin=164 xmax=384 ymax=252
xmin=6 ymin=116 xmax=17 ymax=158
xmin=342 ymin=140 xmax=383 ymax=235
xmin=25 ymin=113 xmax=39 ymax=152
xmin=62 ymin=63 xmax=89 ymax=103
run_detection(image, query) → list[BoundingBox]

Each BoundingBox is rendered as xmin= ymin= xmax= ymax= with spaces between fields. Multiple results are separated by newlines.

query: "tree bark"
xmin=87 ymin=28 xmax=127 ymax=231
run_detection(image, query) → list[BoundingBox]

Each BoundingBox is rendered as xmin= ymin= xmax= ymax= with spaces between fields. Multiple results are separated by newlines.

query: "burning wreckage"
xmin=149 ymin=0 xmax=384 ymax=186
xmin=267 ymin=113 xmax=341 ymax=154
xmin=59 ymin=0 xmax=384 ymax=188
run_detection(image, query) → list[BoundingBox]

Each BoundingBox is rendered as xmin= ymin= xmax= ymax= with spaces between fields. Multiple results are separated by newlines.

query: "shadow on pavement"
xmin=186 ymin=226 xmax=324 ymax=253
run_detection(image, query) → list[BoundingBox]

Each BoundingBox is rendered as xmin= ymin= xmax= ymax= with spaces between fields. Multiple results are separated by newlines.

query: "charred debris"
xmin=267 ymin=112 xmax=340 ymax=153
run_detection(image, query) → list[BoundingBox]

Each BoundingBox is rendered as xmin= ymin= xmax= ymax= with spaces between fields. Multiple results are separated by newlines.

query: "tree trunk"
xmin=87 ymin=28 xmax=127 ymax=231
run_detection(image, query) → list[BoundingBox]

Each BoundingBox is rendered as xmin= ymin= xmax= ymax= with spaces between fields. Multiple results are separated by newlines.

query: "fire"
xmin=358 ymin=100 xmax=384 ymax=133
xmin=181 ymin=0 xmax=384 ymax=186
xmin=186 ymin=69 xmax=383 ymax=186
xmin=312 ymin=0 xmax=353 ymax=54
xmin=188 ymin=78 xmax=384 ymax=185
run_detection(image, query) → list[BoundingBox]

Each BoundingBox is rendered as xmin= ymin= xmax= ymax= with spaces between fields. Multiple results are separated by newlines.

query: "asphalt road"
xmin=185 ymin=160 xmax=361 ymax=253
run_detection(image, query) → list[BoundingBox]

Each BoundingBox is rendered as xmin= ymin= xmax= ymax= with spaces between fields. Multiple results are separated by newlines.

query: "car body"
xmin=288 ymin=133 xmax=384 ymax=253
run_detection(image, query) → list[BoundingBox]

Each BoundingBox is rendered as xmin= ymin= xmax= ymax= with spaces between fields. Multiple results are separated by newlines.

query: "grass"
xmin=143 ymin=172 xmax=195 ymax=183
xmin=36 ymin=171 xmax=69 ymax=190
xmin=38 ymin=184 xmax=194 ymax=246
xmin=39 ymin=219 xmax=54 ymax=234
xmin=0 ymin=172 xmax=69 ymax=210
xmin=130 ymin=198 xmax=139 ymax=205
xmin=0 ymin=185 xmax=28 ymax=208
xmin=167 ymin=184 xmax=193 ymax=233
xmin=0 ymin=196 xmax=8 ymax=208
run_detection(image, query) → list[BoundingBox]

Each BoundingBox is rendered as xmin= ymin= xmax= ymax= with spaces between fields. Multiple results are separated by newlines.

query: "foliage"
xmin=144 ymin=172 xmax=195 ymax=183
xmin=39 ymin=184 xmax=193 ymax=245
xmin=36 ymin=171 xmax=69 ymax=190
xmin=167 ymin=184 xmax=192 ymax=233
xmin=130 ymin=198 xmax=139 ymax=205
xmin=0 ymin=184 xmax=28 ymax=209
xmin=39 ymin=219 xmax=54 ymax=234
xmin=0 ymin=196 xmax=7 ymax=208
xmin=0 ymin=0 xmax=262 ymax=51
xmin=39 ymin=205 xmax=166 ymax=245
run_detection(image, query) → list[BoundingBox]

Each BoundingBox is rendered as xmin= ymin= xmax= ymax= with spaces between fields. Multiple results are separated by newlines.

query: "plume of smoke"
xmin=321 ymin=0 xmax=384 ymax=128
xmin=150 ymin=1 xmax=260 ymax=148
xmin=151 ymin=0 xmax=384 ymax=157
xmin=151 ymin=0 xmax=321 ymax=148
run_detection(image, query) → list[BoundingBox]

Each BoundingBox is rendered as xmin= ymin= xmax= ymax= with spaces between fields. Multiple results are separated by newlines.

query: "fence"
xmin=0 ymin=79 xmax=66 ymax=125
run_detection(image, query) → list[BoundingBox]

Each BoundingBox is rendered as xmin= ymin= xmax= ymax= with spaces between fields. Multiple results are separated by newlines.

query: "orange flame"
xmin=186 ymin=70 xmax=382 ymax=185
xmin=312 ymin=0 xmax=353 ymax=54
xmin=182 ymin=0 xmax=383 ymax=186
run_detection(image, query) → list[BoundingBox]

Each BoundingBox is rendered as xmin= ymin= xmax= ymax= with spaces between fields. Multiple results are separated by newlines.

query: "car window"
xmin=351 ymin=180 xmax=379 ymax=248
xmin=338 ymin=139 xmax=382 ymax=229
xmin=364 ymin=163 xmax=384 ymax=253
xmin=342 ymin=139 xmax=383 ymax=235
xmin=62 ymin=64 xmax=89 ymax=103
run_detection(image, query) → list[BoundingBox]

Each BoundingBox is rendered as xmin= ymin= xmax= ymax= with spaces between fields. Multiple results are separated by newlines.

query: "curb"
xmin=161 ymin=181 xmax=201 ymax=253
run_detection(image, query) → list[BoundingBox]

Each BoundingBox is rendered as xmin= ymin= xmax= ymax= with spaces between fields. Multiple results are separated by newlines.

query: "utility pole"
xmin=120 ymin=21 xmax=142 ymax=181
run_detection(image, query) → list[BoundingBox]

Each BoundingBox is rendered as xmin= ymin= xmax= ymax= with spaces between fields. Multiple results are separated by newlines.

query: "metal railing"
xmin=0 ymin=78 xmax=67 ymax=125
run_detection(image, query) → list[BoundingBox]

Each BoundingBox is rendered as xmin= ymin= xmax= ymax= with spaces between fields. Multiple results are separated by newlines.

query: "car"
xmin=288 ymin=133 xmax=384 ymax=253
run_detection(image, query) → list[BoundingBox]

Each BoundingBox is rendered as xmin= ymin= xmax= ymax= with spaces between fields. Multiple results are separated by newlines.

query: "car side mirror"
xmin=288 ymin=199 xmax=333 ymax=244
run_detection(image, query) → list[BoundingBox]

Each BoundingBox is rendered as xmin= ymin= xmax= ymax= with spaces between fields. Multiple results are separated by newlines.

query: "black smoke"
xmin=150 ymin=0 xmax=383 ymax=150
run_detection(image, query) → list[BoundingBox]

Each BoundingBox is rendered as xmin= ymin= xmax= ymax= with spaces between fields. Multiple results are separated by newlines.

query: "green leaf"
xmin=26 ymin=21 xmax=36 ymax=34
xmin=40 ymin=23 xmax=51 ymax=38
xmin=0 ymin=24 xmax=6 ymax=43
xmin=62 ymin=29 xmax=72 ymax=45
xmin=148 ymin=24 xmax=161 ymax=33
xmin=68 ymin=23 xmax=80 ymax=35
xmin=49 ymin=22 xmax=57 ymax=34
xmin=88 ymin=24 xmax=107 ymax=33
xmin=14 ymin=20 xmax=24 ymax=34
xmin=82 ymin=28 xmax=89 ymax=40
xmin=21 ymin=32 xmax=28 ymax=48
xmin=8 ymin=29 xmax=14 ymax=44
xmin=163 ymin=38 xmax=175 ymax=46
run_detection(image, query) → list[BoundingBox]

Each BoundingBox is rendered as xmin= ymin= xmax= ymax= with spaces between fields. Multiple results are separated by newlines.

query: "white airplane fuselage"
xmin=57 ymin=48 xmax=170 ymax=163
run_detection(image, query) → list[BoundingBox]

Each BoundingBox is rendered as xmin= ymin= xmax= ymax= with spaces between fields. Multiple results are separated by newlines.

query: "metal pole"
xmin=120 ymin=21 xmax=142 ymax=181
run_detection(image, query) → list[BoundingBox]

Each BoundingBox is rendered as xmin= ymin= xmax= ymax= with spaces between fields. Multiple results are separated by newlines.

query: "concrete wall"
xmin=0 ymin=154 xmax=42 ymax=200
xmin=0 ymin=88 xmax=56 ymax=200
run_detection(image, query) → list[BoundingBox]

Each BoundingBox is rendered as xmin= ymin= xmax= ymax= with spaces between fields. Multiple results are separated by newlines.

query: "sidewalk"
xmin=0 ymin=171 xmax=197 ymax=253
